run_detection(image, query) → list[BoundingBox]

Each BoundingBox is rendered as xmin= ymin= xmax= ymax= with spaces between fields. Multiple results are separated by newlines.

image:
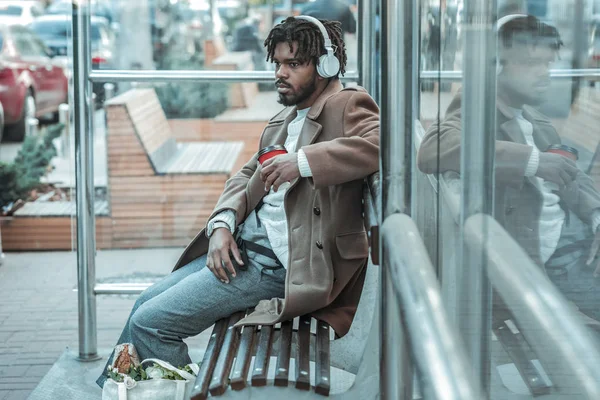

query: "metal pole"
xmin=103 ymin=83 xmax=116 ymax=100
xmin=380 ymin=0 xmax=416 ymax=397
xmin=59 ymin=103 xmax=70 ymax=159
xmin=458 ymin=0 xmax=497 ymax=395
xmin=25 ymin=118 xmax=39 ymax=138
xmin=358 ymin=0 xmax=373 ymax=93
xmin=73 ymin=0 xmax=99 ymax=361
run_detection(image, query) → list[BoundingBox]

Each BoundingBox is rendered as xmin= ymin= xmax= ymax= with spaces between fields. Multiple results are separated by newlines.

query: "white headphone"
xmin=295 ymin=15 xmax=340 ymax=78
xmin=496 ymin=14 xmax=528 ymax=75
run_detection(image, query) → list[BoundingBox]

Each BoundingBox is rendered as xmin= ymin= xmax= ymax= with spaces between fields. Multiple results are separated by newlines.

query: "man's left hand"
xmin=260 ymin=153 xmax=300 ymax=192
xmin=586 ymin=230 xmax=600 ymax=277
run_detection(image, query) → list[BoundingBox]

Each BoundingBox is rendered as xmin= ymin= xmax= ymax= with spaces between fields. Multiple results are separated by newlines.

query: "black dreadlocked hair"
xmin=264 ymin=16 xmax=347 ymax=78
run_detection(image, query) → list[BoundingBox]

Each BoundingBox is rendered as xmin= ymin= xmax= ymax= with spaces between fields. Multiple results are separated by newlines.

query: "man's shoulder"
xmin=316 ymin=85 xmax=374 ymax=115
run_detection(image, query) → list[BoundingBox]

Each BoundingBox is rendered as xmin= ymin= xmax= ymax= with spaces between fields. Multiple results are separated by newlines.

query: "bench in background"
xmin=105 ymin=88 xmax=244 ymax=249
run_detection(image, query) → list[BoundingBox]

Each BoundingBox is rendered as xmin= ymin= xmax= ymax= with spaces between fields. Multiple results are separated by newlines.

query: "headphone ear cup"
xmin=318 ymin=54 xmax=340 ymax=78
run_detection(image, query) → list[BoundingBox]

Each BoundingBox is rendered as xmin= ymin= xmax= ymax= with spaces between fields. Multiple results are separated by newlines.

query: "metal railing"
xmin=73 ymin=0 xmax=375 ymax=362
xmin=464 ymin=214 xmax=600 ymax=398
xmin=382 ymin=213 xmax=482 ymax=400
xmin=420 ymin=68 xmax=600 ymax=81
xmin=89 ymin=69 xmax=359 ymax=83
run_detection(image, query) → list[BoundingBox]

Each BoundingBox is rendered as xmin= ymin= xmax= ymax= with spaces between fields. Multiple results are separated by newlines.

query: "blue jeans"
xmin=96 ymin=254 xmax=286 ymax=388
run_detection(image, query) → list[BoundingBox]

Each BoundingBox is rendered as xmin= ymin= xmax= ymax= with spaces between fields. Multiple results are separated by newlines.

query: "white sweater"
xmin=515 ymin=108 xmax=600 ymax=262
xmin=515 ymin=109 xmax=565 ymax=263
xmin=206 ymin=108 xmax=313 ymax=269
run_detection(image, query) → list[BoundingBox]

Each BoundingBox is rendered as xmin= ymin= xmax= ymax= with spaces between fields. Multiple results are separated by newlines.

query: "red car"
xmin=0 ymin=24 xmax=68 ymax=141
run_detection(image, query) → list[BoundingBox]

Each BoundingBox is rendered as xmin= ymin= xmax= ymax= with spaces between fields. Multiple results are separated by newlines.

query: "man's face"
xmin=498 ymin=45 xmax=555 ymax=106
xmin=273 ymin=41 xmax=319 ymax=107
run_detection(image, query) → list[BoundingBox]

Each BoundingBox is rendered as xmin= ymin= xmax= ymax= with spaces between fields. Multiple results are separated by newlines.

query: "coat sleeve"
xmin=561 ymin=169 xmax=600 ymax=226
xmin=207 ymin=152 xmax=259 ymax=227
xmin=301 ymin=91 xmax=380 ymax=188
xmin=416 ymin=92 xmax=533 ymax=187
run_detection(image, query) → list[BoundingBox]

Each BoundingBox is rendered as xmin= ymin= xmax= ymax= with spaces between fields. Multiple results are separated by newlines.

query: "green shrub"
xmin=0 ymin=124 xmax=63 ymax=210
xmin=154 ymin=53 xmax=229 ymax=119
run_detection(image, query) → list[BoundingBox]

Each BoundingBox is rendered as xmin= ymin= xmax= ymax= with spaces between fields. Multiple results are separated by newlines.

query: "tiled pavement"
xmin=0 ymin=249 xmax=210 ymax=400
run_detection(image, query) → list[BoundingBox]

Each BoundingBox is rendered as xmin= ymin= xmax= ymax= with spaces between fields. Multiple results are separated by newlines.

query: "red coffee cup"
xmin=258 ymin=145 xmax=287 ymax=165
xmin=546 ymin=144 xmax=578 ymax=161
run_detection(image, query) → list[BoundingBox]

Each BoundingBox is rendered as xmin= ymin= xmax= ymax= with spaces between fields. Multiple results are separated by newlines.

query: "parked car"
xmin=46 ymin=0 xmax=115 ymax=25
xmin=0 ymin=1 xmax=44 ymax=26
xmin=30 ymin=15 xmax=115 ymax=99
xmin=0 ymin=24 xmax=68 ymax=141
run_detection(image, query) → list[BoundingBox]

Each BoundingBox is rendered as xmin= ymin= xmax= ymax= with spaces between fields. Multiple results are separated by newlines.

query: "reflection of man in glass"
xmin=418 ymin=15 xmax=600 ymax=321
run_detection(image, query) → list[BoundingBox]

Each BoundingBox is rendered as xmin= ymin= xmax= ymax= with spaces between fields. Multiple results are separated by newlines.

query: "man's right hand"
xmin=535 ymin=152 xmax=579 ymax=186
xmin=206 ymin=228 xmax=244 ymax=283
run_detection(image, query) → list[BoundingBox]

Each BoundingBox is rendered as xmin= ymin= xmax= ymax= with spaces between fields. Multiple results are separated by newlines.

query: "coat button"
xmin=316 ymin=241 xmax=323 ymax=249
xmin=313 ymin=207 xmax=321 ymax=216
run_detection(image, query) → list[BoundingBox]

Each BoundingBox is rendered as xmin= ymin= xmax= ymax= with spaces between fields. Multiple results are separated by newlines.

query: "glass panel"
xmin=414 ymin=0 xmax=600 ymax=397
xmin=92 ymin=78 xmax=284 ymax=257
xmin=65 ymin=0 xmax=360 ymax=73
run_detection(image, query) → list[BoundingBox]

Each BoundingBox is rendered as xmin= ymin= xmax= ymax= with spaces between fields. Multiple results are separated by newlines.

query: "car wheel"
xmin=5 ymin=91 xmax=35 ymax=142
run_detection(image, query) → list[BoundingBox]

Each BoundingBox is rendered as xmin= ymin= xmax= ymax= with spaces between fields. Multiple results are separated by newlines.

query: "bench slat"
xmin=315 ymin=320 xmax=331 ymax=396
xmin=209 ymin=312 xmax=245 ymax=396
xmin=493 ymin=320 xmax=551 ymax=396
xmin=295 ymin=315 xmax=311 ymax=391
xmin=251 ymin=325 xmax=273 ymax=387
xmin=274 ymin=320 xmax=293 ymax=387
xmin=230 ymin=309 xmax=256 ymax=391
xmin=190 ymin=319 xmax=228 ymax=400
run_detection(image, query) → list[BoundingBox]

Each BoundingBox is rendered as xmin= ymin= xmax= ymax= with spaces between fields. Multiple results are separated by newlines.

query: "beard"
xmin=498 ymin=77 xmax=550 ymax=107
xmin=277 ymin=76 xmax=318 ymax=106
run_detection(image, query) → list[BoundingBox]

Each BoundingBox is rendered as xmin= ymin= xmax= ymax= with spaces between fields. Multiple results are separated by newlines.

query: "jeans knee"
xmin=129 ymin=305 xmax=154 ymax=339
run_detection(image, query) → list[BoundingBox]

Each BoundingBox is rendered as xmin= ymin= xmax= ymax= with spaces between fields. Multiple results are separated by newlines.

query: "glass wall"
xmin=70 ymin=0 xmax=361 ymax=356
xmin=412 ymin=0 xmax=600 ymax=397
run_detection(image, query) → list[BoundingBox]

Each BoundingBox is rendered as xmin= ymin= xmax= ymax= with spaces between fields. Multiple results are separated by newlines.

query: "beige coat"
xmin=417 ymin=92 xmax=600 ymax=267
xmin=172 ymin=80 xmax=380 ymax=336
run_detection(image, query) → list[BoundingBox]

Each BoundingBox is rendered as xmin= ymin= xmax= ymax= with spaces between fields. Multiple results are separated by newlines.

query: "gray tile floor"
xmin=0 ymin=249 xmax=211 ymax=400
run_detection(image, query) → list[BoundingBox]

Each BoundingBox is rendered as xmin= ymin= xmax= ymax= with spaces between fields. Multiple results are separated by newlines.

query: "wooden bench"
xmin=189 ymin=173 xmax=381 ymax=399
xmin=104 ymin=88 xmax=244 ymax=249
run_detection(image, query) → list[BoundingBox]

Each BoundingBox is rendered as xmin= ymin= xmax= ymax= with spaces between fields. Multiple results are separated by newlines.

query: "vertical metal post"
xmin=73 ymin=0 xmax=99 ymax=361
xmin=358 ymin=0 xmax=373 ymax=94
xmin=59 ymin=103 xmax=70 ymax=159
xmin=459 ymin=0 xmax=497 ymax=395
xmin=380 ymin=0 xmax=417 ymax=398
xmin=104 ymin=83 xmax=116 ymax=101
xmin=25 ymin=118 xmax=39 ymax=138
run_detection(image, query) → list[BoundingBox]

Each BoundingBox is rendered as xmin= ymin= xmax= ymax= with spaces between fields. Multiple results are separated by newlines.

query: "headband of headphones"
xmin=295 ymin=15 xmax=333 ymax=49
xmin=496 ymin=13 xmax=528 ymax=31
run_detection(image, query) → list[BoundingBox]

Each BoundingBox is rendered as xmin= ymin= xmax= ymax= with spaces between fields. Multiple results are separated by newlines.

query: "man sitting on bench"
xmin=97 ymin=15 xmax=379 ymax=387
